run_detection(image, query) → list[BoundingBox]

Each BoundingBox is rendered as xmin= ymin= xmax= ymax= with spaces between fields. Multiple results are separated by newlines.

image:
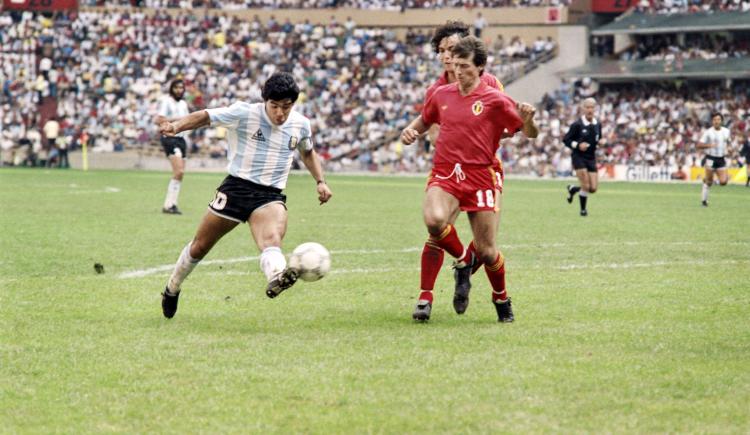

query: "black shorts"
xmin=572 ymin=153 xmax=597 ymax=172
xmin=702 ymin=156 xmax=726 ymax=170
xmin=208 ymin=175 xmax=287 ymax=223
xmin=161 ymin=137 xmax=187 ymax=158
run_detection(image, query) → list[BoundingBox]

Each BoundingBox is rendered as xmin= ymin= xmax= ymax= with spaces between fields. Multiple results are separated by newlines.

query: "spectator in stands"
xmin=473 ymin=12 xmax=486 ymax=39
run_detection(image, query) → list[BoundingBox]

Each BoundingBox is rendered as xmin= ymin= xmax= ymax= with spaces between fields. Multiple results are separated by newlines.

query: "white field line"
xmin=117 ymin=243 xmax=748 ymax=279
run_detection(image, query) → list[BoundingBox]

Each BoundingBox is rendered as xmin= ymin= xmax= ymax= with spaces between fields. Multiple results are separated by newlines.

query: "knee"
xmin=424 ymin=214 xmax=449 ymax=237
xmin=189 ymin=239 xmax=211 ymax=259
xmin=588 ymin=186 xmax=597 ymax=194
xmin=174 ymin=170 xmax=184 ymax=181
xmin=719 ymin=180 xmax=728 ymax=186
xmin=475 ymin=245 xmax=498 ymax=266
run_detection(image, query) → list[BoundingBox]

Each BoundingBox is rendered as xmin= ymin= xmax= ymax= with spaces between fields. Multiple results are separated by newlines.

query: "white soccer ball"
xmin=288 ymin=242 xmax=331 ymax=282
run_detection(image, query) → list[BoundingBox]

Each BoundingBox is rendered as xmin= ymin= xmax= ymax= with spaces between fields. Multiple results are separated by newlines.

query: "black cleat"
xmin=162 ymin=205 xmax=182 ymax=215
xmin=452 ymin=253 xmax=476 ymax=314
xmin=580 ymin=209 xmax=588 ymax=217
xmin=566 ymin=184 xmax=576 ymax=204
xmin=161 ymin=287 xmax=180 ymax=319
xmin=494 ymin=298 xmax=514 ymax=323
xmin=701 ymin=200 xmax=708 ymax=207
xmin=412 ymin=299 xmax=432 ymax=321
xmin=265 ymin=268 xmax=299 ymax=298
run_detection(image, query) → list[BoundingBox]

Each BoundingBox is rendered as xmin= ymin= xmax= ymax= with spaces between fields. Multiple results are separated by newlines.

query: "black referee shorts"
xmin=208 ymin=175 xmax=287 ymax=223
xmin=572 ymin=154 xmax=597 ymax=172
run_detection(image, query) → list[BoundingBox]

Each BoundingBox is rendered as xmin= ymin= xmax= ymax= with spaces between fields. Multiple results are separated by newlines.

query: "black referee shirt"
xmin=563 ymin=117 xmax=601 ymax=159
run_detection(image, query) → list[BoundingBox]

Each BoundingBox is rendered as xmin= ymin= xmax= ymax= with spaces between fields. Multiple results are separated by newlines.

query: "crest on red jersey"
xmin=472 ymin=101 xmax=484 ymax=116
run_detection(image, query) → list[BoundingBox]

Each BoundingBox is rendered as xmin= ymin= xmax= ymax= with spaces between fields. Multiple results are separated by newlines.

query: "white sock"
xmin=260 ymin=247 xmax=286 ymax=282
xmin=166 ymin=242 xmax=200 ymax=294
xmin=164 ymin=179 xmax=182 ymax=208
xmin=579 ymin=190 xmax=588 ymax=197
xmin=702 ymin=183 xmax=709 ymax=202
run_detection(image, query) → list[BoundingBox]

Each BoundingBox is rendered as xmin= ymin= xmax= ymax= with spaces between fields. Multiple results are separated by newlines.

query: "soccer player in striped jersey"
xmin=156 ymin=72 xmax=333 ymax=319
xmin=402 ymin=36 xmax=538 ymax=323
xmin=696 ymin=112 xmax=732 ymax=207
xmin=155 ymin=79 xmax=190 ymax=214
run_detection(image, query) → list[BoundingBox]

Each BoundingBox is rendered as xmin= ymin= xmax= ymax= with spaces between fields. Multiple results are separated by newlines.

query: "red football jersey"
xmin=422 ymin=81 xmax=523 ymax=166
xmin=425 ymin=71 xmax=504 ymax=103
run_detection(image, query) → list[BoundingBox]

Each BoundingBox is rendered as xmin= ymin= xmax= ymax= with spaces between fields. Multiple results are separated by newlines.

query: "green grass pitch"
xmin=1 ymin=168 xmax=749 ymax=433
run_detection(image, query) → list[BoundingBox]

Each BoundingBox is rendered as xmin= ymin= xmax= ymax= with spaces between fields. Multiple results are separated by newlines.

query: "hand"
xmin=317 ymin=182 xmax=332 ymax=205
xmin=517 ymin=102 xmax=536 ymax=123
xmin=159 ymin=121 xmax=177 ymax=137
xmin=400 ymin=128 xmax=420 ymax=145
xmin=578 ymin=143 xmax=590 ymax=152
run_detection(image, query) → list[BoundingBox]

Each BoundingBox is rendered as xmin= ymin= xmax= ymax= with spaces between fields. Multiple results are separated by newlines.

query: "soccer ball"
xmin=288 ymin=242 xmax=331 ymax=282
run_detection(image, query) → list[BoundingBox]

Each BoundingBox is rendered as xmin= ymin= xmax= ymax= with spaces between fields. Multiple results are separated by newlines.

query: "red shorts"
xmin=426 ymin=160 xmax=504 ymax=212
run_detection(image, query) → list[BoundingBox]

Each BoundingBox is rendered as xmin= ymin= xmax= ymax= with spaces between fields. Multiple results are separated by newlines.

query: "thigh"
xmin=423 ymin=185 xmax=460 ymax=226
xmin=716 ymin=168 xmax=728 ymax=184
xmin=575 ymin=168 xmax=589 ymax=187
xmin=467 ymin=210 xmax=498 ymax=255
xmin=192 ymin=211 xmax=240 ymax=258
xmin=704 ymin=167 xmax=715 ymax=184
xmin=168 ymin=153 xmax=184 ymax=171
xmin=249 ymin=202 xmax=288 ymax=250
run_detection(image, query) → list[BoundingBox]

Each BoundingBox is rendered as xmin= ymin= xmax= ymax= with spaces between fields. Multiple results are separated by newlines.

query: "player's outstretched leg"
xmin=261 ymin=247 xmax=299 ymax=298
xmin=413 ymin=239 xmax=443 ymax=321
xmin=162 ymin=241 xmax=201 ymax=319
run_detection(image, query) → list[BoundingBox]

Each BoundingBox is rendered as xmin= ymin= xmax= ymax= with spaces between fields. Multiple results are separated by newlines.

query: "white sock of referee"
xmin=163 ymin=178 xmax=181 ymax=209
xmin=260 ymin=247 xmax=287 ymax=282
xmin=166 ymin=242 xmax=200 ymax=295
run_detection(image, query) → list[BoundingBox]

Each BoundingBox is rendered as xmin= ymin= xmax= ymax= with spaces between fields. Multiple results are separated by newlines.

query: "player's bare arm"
xmin=159 ymin=110 xmax=211 ymax=137
xmin=401 ymin=116 xmax=430 ymax=145
xmin=517 ymin=102 xmax=539 ymax=138
xmin=299 ymin=147 xmax=333 ymax=204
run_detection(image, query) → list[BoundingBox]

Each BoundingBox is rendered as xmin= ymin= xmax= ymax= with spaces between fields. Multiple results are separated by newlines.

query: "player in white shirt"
xmin=155 ymin=79 xmax=190 ymax=214
xmin=156 ymin=73 xmax=333 ymax=319
xmin=696 ymin=112 xmax=731 ymax=207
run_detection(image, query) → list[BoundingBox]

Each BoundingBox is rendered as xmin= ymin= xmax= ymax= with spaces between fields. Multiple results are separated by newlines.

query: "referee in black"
xmin=563 ymin=97 xmax=603 ymax=216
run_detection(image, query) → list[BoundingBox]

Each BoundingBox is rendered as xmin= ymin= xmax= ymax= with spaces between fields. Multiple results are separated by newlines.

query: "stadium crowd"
xmin=0 ymin=10 xmax=552 ymax=168
xmin=635 ymin=0 xmax=750 ymax=13
xmin=82 ymin=0 xmax=570 ymax=9
xmin=498 ymin=80 xmax=750 ymax=176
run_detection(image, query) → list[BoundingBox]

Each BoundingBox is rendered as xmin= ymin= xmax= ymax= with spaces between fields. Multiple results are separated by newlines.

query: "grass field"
xmin=1 ymin=168 xmax=749 ymax=433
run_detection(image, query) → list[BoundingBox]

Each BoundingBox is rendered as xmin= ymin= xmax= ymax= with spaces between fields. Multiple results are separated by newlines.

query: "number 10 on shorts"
xmin=475 ymin=189 xmax=495 ymax=208
xmin=210 ymin=191 xmax=228 ymax=210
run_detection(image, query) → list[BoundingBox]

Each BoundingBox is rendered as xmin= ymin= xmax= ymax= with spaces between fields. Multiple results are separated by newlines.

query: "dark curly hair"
xmin=261 ymin=72 xmax=300 ymax=102
xmin=430 ymin=20 xmax=470 ymax=54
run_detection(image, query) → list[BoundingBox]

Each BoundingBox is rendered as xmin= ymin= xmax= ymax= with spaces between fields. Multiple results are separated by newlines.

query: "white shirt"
xmin=158 ymin=96 xmax=189 ymax=138
xmin=700 ymin=126 xmax=730 ymax=157
xmin=206 ymin=102 xmax=313 ymax=189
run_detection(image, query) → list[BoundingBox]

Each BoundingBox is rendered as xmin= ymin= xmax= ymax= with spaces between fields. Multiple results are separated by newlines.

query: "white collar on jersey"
xmin=581 ymin=116 xmax=598 ymax=126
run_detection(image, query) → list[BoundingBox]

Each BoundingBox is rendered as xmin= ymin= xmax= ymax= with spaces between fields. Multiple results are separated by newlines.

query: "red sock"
xmin=418 ymin=290 xmax=434 ymax=303
xmin=433 ymin=224 xmax=468 ymax=262
xmin=485 ymin=252 xmax=508 ymax=302
xmin=420 ymin=240 xmax=444 ymax=294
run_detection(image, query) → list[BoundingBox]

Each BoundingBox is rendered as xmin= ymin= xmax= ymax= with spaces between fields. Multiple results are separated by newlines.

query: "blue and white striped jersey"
xmin=206 ymin=102 xmax=313 ymax=189
xmin=158 ymin=96 xmax=190 ymax=138
xmin=700 ymin=127 xmax=731 ymax=158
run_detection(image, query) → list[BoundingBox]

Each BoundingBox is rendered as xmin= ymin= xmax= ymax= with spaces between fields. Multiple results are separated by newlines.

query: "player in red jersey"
xmin=401 ymin=36 xmax=538 ymax=323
